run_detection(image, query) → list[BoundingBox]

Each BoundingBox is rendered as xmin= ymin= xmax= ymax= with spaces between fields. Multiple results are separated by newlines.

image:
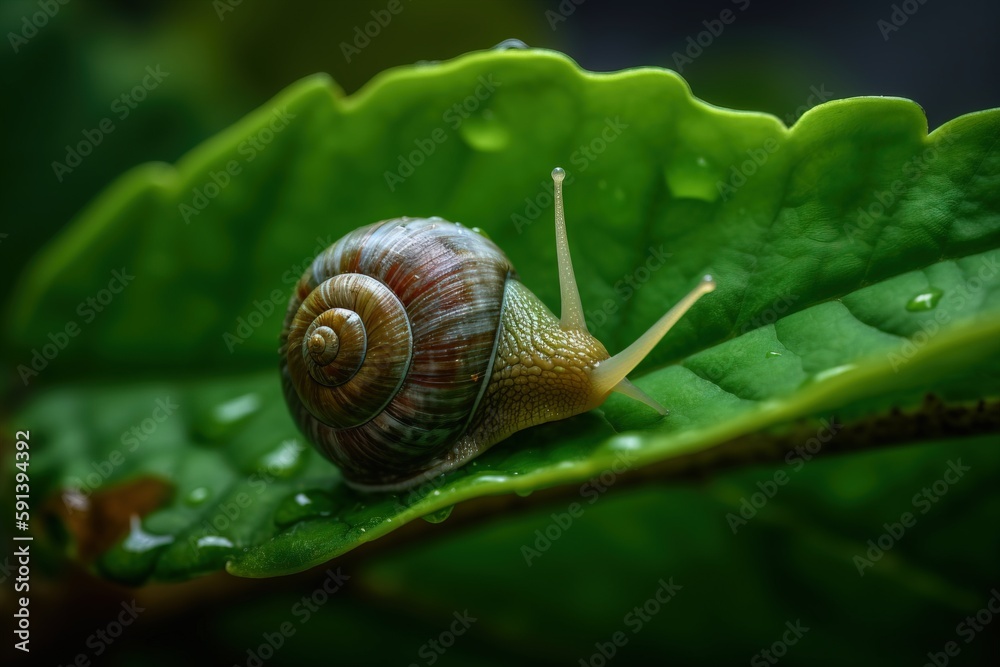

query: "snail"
xmin=279 ymin=168 xmax=716 ymax=491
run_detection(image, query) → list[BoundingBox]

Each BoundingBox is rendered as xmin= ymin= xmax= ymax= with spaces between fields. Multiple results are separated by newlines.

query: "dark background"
xmin=3 ymin=0 xmax=998 ymax=665
xmin=2 ymin=0 xmax=998 ymax=311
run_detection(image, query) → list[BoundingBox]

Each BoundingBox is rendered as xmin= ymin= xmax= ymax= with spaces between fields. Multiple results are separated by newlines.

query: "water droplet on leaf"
xmin=471 ymin=474 xmax=510 ymax=485
xmin=195 ymin=393 xmax=262 ymax=442
xmin=257 ymin=439 xmax=307 ymax=479
xmin=460 ymin=114 xmax=510 ymax=152
xmin=122 ymin=515 xmax=174 ymax=554
xmin=274 ymin=490 xmax=336 ymax=528
xmin=663 ymin=154 xmax=718 ymax=202
xmin=196 ymin=535 xmax=234 ymax=550
xmin=422 ymin=505 xmax=454 ymax=524
xmin=765 ymin=351 xmax=782 ymax=358
xmin=185 ymin=487 xmax=211 ymax=506
xmin=811 ymin=364 xmax=857 ymax=383
xmin=609 ymin=434 xmax=643 ymax=451
xmin=906 ymin=288 xmax=943 ymax=312
xmin=492 ymin=38 xmax=529 ymax=50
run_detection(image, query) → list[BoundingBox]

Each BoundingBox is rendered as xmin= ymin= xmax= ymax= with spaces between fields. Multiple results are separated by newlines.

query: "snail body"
xmin=280 ymin=169 xmax=715 ymax=490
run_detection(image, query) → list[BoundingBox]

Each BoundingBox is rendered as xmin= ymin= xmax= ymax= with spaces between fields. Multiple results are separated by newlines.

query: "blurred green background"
xmin=2 ymin=0 xmax=999 ymax=665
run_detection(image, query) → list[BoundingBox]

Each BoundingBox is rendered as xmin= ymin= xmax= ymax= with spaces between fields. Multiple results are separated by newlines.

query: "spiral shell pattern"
xmin=280 ymin=218 xmax=514 ymax=488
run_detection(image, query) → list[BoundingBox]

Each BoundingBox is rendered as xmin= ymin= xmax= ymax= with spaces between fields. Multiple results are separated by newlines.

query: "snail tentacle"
xmin=590 ymin=274 xmax=716 ymax=401
xmin=550 ymin=167 xmax=588 ymax=332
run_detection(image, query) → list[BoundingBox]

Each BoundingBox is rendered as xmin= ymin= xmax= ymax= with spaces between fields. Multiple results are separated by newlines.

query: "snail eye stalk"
xmin=546 ymin=166 xmax=717 ymax=413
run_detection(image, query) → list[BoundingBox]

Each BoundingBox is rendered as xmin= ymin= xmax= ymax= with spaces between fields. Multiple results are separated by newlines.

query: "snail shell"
xmin=280 ymin=169 xmax=715 ymax=490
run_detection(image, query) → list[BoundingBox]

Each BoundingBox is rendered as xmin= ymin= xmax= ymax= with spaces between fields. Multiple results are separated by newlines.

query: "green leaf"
xmin=354 ymin=435 xmax=1000 ymax=665
xmin=8 ymin=48 xmax=999 ymax=582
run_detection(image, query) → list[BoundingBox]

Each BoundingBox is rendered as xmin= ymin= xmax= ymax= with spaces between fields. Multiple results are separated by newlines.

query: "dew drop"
xmin=122 ymin=515 xmax=174 ymax=554
xmin=471 ymin=226 xmax=491 ymax=240
xmin=663 ymin=154 xmax=718 ymax=202
xmin=274 ymin=490 xmax=336 ymax=528
xmin=184 ymin=487 xmax=211 ymax=506
xmin=812 ymin=364 xmax=857 ymax=383
xmin=906 ymin=287 xmax=943 ymax=312
xmin=609 ymin=434 xmax=643 ymax=451
xmin=421 ymin=505 xmax=454 ymax=524
xmin=492 ymin=38 xmax=529 ymax=51
xmin=765 ymin=351 xmax=782 ymax=359
xmin=515 ymin=489 xmax=534 ymax=498
xmin=256 ymin=439 xmax=307 ymax=479
xmin=62 ymin=487 xmax=90 ymax=512
xmin=196 ymin=535 xmax=234 ymax=550
xmin=195 ymin=393 xmax=262 ymax=442
xmin=471 ymin=474 xmax=510 ymax=485
xmin=459 ymin=114 xmax=510 ymax=152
